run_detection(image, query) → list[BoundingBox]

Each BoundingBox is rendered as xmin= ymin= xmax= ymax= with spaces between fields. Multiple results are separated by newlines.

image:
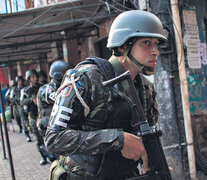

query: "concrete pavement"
xmin=0 ymin=121 xmax=51 ymax=180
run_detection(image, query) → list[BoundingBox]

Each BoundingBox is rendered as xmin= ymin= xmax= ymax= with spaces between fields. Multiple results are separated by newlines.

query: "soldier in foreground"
xmin=45 ymin=10 xmax=168 ymax=179
xmin=37 ymin=60 xmax=70 ymax=162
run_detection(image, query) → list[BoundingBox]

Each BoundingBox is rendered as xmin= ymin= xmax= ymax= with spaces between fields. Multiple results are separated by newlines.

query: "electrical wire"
xmin=0 ymin=4 xmax=55 ymax=40
xmin=112 ymin=0 xmax=137 ymax=10
xmin=72 ymin=1 xmax=106 ymax=29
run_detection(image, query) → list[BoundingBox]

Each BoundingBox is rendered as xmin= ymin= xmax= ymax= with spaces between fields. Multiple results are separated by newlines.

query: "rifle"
xmin=103 ymin=71 xmax=172 ymax=180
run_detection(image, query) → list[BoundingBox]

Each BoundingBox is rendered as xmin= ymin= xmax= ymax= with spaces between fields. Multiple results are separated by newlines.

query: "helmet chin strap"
xmin=127 ymin=52 xmax=155 ymax=75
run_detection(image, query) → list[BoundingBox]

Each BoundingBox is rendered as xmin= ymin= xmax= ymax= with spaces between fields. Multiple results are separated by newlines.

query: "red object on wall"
xmin=0 ymin=67 xmax=9 ymax=86
xmin=25 ymin=0 xmax=34 ymax=9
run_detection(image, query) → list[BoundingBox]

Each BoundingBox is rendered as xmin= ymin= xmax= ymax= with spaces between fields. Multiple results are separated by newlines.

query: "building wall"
xmin=65 ymin=16 xmax=116 ymax=68
xmin=183 ymin=0 xmax=207 ymax=170
xmin=182 ymin=0 xmax=207 ymax=114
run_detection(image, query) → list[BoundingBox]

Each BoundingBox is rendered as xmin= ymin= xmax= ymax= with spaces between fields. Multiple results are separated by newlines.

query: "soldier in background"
xmin=37 ymin=61 xmax=70 ymax=137
xmin=8 ymin=80 xmax=23 ymax=133
xmin=10 ymin=76 xmax=31 ymax=142
xmin=38 ymin=70 xmax=48 ymax=86
xmin=37 ymin=60 xmax=70 ymax=163
xmin=5 ymin=80 xmax=16 ymax=119
xmin=20 ymin=69 xmax=47 ymax=165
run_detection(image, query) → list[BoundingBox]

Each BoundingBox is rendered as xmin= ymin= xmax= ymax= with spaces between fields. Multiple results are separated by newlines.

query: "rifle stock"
xmin=103 ymin=71 xmax=172 ymax=180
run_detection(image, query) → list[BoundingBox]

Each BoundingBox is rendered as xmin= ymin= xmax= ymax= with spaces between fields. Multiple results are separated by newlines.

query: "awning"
xmin=0 ymin=0 xmax=120 ymax=66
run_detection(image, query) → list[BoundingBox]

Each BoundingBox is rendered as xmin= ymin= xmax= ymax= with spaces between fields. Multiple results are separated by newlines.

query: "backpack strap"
xmin=76 ymin=56 xmax=115 ymax=81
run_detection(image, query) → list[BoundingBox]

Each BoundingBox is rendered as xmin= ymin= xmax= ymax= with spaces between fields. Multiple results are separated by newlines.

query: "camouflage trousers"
xmin=16 ymin=105 xmax=30 ymax=135
xmin=12 ymin=105 xmax=22 ymax=131
xmin=29 ymin=115 xmax=44 ymax=152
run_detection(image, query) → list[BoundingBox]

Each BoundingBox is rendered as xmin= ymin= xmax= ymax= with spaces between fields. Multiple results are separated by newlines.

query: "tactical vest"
xmin=70 ymin=56 xmax=139 ymax=179
xmin=37 ymin=81 xmax=58 ymax=130
xmin=24 ymin=84 xmax=40 ymax=118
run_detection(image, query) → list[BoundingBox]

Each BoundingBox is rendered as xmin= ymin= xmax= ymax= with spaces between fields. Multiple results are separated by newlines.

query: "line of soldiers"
xmin=5 ymin=60 xmax=70 ymax=165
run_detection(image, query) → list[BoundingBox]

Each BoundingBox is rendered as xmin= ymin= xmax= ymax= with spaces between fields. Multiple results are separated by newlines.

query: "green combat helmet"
xmin=15 ymin=76 xmax=24 ymax=82
xmin=25 ymin=69 xmax=38 ymax=81
xmin=49 ymin=60 xmax=70 ymax=81
xmin=107 ymin=10 xmax=167 ymax=75
xmin=107 ymin=10 xmax=167 ymax=48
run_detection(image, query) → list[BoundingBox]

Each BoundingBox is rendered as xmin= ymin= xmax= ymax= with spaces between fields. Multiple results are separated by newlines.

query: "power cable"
xmin=0 ymin=4 xmax=55 ymax=40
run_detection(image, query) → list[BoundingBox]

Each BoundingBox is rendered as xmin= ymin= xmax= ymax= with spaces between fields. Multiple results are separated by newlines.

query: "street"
xmin=0 ymin=121 xmax=51 ymax=180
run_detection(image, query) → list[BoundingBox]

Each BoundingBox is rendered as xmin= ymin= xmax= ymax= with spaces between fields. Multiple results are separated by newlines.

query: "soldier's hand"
xmin=121 ymin=132 xmax=149 ymax=174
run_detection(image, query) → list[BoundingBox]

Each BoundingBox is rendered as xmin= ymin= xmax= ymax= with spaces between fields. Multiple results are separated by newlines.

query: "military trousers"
xmin=13 ymin=105 xmax=22 ymax=131
xmin=17 ymin=105 xmax=29 ymax=135
xmin=29 ymin=115 xmax=45 ymax=152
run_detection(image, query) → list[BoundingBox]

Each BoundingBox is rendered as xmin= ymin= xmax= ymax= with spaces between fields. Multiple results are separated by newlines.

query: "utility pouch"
xmin=49 ymin=160 xmax=67 ymax=180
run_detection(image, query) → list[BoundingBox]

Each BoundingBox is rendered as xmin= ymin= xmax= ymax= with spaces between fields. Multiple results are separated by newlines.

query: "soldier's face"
xmin=130 ymin=38 xmax=160 ymax=69
xmin=39 ymin=76 xmax=45 ymax=83
xmin=30 ymin=74 xmax=38 ymax=84
xmin=17 ymin=79 xmax=23 ymax=86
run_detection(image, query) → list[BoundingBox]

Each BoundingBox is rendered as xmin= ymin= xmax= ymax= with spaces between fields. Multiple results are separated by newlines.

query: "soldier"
xmin=20 ymin=69 xmax=47 ymax=165
xmin=45 ymin=10 xmax=167 ymax=179
xmin=10 ymin=76 xmax=31 ymax=141
xmin=37 ymin=60 xmax=70 ymax=163
xmin=8 ymin=80 xmax=23 ymax=132
xmin=38 ymin=70 xmax=48 ymax=86
xmin=37 ymin=61 xmax=70 ymax=137
xmin=5 ymin=80 xmax=16 ymax=119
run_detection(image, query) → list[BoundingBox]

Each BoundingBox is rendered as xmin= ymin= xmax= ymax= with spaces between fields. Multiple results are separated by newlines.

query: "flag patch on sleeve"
xmin=62 ymin=85 xmax=73 ymax=97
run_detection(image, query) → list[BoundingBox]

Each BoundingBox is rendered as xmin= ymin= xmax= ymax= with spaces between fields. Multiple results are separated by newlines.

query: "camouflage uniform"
xmin=37 ymin=80 xmax=57 ymax=137
xmin=20 ymin=84 xmax=45 ymax=153
xmin=10 ymin=84 xmax=31 ymax=139
xmin=45 ymin=57 xmax=158 ymax=180
xmin=9 ymin=85 xmax=22 ymax=132
xmin=36 ymin=79 xmax=61 ymax=162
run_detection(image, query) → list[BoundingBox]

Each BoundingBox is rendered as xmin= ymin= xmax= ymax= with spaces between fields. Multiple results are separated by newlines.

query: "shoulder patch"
xmin=62 ymin=85 xmax=73 ymax=98
xmin=47 ymin=87 xmax=53 ymax=94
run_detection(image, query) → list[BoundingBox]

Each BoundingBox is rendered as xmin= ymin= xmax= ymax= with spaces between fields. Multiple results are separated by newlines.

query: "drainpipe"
xmin=170 ymin=0 xmax=197 ymax=179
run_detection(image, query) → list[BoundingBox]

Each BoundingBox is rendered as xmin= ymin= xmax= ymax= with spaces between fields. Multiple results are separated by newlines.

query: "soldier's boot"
xmin=39 ymin=146 xmax=48 ymax=165
xmin=26 ymin=135 xmax=31 ymax=142
xmin=39 ymin=156 xmax=47 ymax=165
xmin=24 ymin=132 xmax=32 ymax=142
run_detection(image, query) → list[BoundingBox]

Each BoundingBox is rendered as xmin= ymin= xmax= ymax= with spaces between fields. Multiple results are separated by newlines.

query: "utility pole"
xmin=170 ymin=0 xmax=197 ymax=179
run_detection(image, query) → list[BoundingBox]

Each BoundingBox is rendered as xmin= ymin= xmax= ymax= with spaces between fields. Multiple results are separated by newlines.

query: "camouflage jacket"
xmin=45 ymin=59 xmax=158 ymax=178
xmin=37 ymin=80 xmax=59 ymax=132
xmin=20 ymin=84 xmax=40 ymax=118
xmin=10 ymin=85 xmax=24 ymax=106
